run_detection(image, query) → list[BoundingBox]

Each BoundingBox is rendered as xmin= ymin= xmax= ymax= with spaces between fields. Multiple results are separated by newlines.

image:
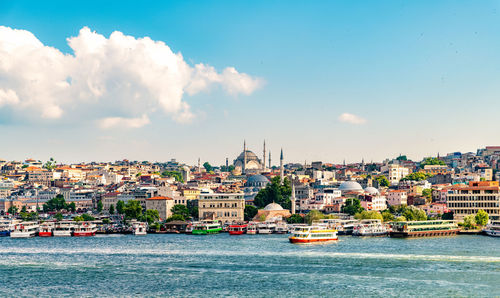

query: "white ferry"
xmin=275 ymin=222 xmax=289 ymax=234
xmin=10 ymin=221 xmax=39 ymax=238
xmin=0 ymin=218 xmax=18 ymax=237
xmin=132 ymin=222 xmax=147 ymax=235
xmin=484 ymin=221 xmax=500 ymax=237
xmin=53 ymin=221 xmax=74 ymax=237
xmin=289 ymin=226 xmax=338 ymax=243
xmin=312 ymin=218 xmax=342 ymax=230
xmin=337 ymin=219 xmax=359 ymax=235
xmin=246 ymin=223 xmax=257 ymax=234
xmin=353 ymin=219 xmax=388 ymax=237
xmin=257 ymin=223 xmax=274 ymax=234
xmin=38 ymin=222 xmax=55 ymax=237
xmin=73 ymin=221 xmax=97 ymax=237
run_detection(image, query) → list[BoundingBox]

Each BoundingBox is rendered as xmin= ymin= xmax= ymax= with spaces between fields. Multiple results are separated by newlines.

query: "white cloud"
xmin=338 ymin=113 xmax=367 ymax=125
xmin=0 ymin=26 xmax=263 ymax=126
xmin=99 ymin=114 xmax=150 ymax=129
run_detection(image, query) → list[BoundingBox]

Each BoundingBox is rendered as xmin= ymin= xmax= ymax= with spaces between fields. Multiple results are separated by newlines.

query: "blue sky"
xmin=0 ymin=1 xmax=499 ymax=165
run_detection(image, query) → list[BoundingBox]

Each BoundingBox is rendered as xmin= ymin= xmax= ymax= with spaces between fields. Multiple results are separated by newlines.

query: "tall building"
xmin=447 ymin=181 xmax=500 ymax=220
xmin=280 ymin=148 xmax=284 ymax=184
xmin=233 ymin=141 xmax=266 ymax=174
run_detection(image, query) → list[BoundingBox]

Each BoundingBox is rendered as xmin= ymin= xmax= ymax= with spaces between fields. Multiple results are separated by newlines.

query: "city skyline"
xmin=1 ymin=1 xmax=500 ymax=164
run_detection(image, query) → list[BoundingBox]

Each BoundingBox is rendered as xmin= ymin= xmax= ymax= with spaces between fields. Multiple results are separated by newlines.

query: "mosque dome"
xmin=263 ymin=202 xmax=284 ymax=211
xmin=237 ymin=150 xmax=260 ymax=161
xmin=247 ymin=174 xmax=269 ymax=184
xmin=364 ymin=186 xmax=380 ymax=195
xmin=339 ymin=181 xmax=363 ymax=192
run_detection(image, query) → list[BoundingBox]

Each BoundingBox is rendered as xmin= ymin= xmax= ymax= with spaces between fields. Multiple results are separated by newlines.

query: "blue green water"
xmin=0 ymin=234 xmax=499 ymax=297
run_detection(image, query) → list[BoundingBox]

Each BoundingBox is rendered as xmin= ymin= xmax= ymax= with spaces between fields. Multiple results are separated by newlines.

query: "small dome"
xmin=247 ymin=174 xmax=269 ymax=184
xmin=339 ymin=181 xmax=363 ymax=192
xmin=364 ymin=186 xmax=380 ymax=195
xmin=263 ymin=202 xmax=284 ymax=211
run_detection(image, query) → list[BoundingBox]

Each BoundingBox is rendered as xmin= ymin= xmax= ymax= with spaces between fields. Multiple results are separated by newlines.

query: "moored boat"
xmin=289 ymin=225 xmax=338 ymax=243
xmin=337 ymin=219 xmax=359 ymax=235
xmin=483 ymin=221 xmax=500 ymax=237
xmin=192 ymin=221 xmax=222 ymax=235
xmin=353 ymin=219 xmax=388 ymax=237
xmin=10 ymin=221 xmax=39 ymax=238
xmin=390 ymin=220 xmax=459 ymax=238
xmin=132 ymin=222 xmax=147 ymax=235
xmin=0 ymin=218 xmax=17 ymax=237
xmin=257 ymin=223 xmax=274 ymax=234
xmin=38 ymin=222 xmax=54 ymax=237
xmin=274 ymin=222 xmax=288 ymax=234
xmin=53 ymin=221 xmax=74 ymax=237
xmin=73 ymin=221 xmax=97 ymax=237
xmin=246 ymin=223 xmax=257 ymax=234
xmin=228 ymin=224 xmax=247 ymax=235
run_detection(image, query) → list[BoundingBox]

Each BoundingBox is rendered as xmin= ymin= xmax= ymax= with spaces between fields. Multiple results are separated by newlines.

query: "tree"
xmin=43 ymin=194 xmax=67 ymax=212
xmin=396 ymin=155 xmax=407 ymax=161
xmin=304 ymin=210 xmax=325 ymax=224
xmin=402 ymin=206 xmax=427 ymax=221
xmin=187 ymin=200 xmax=198 ymax=220
xmin=382 ymin=211 xmax=395 ymax=222
xmin=43 ymin=157 xmax=57 ymax=171
xmin=354 ymin=211 xmax=383 ymax=221
xmin=420 ymin=157 xmax=445 ymax=168
xmin=116 ymin=200 xmax=125 ymax=214
xmin=401 ymin=172 xmax=433 ymax=182
xmin=102 ymin=218 xmax=111 ymax=224
xmin=375 ymin=175 xmax=390 ymax=187
xmin=124 ymin=200 xmax=143 ymax=219
xmin=395 ymin=216 xmax=407 ymax=222
xmin=8 ymin=206 xmax=18 ymax=215
xmin=67 ymin=202 xmax=76 ymax=213
xmin=286 ymin=214 xmax=304 ymax=224
xmin=82 ymin=213 xmax=95 ymax=221
xmin=203 ymin=162 xmax=212 ymax=172
xmin=253 ymin=176 xmax=292 ymax=209
xmin=161 ymin=171 xmax=184 ymax=183
xmin=97 ymin=201 xmax=103 ymax=213
xmin=54 ymin=213 xmax=63 ymax=221
xmin=27 ymin=212 xmax=38 ymax=221
xmin=462 ymin=214 xmax=476 ymax=230
xmin=21 ymin=206 xmax=27 ymax=213
xmin=144 ymin=209 xmax=159 ymax=224
xmin=171 ymin=204 xmax=190 ymax=219
xmin=244 ymin=205 xmax=258 ymax=221
xmin=341 ymin=198 xmax=364 ymax=215
xmin=166 ymin=214 xmax=185 ymax=222
xmin=109 ymin=204 xmax=115 ymax=214
xmin=441 ymin=211 xmax=453 ymax=220
xmin=422 ymin=189 xmax=432 ymax=199
xmin=475 ymin=210 xmax=489 ymax=226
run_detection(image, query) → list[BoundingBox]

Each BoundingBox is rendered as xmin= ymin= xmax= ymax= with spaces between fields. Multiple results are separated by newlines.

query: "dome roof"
xmin=339 ymin=181 xmax=363 ymax=192
xmin=247 ymin=174 xmax=269 ymax=184
xmin=263 ymin=202 xmax=284 ymax=211
xmin=364 ymin=186 xmax=380 ymax=195
xmin=236 ymin=150 xmax=260 ymax=161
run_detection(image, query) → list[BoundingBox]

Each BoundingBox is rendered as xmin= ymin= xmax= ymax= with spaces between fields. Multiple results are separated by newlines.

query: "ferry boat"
xmin=257 ymin=223 xmax=274 ymax=234
xmin=53 ymin=221 xmax=74 ymax=237
xmin=38 ymin=222 xmax=54 ymax=237
xmin=0 ymin=218 xmax=18 ymax=237
xmin=390 ymin=220 xmax=459 ymax=238
xmin=289 ymin=226 xmax=338 ymax=243
xmin=73 ymin=221 xmax=97 ymax=237
xmin=483 ymin=221 xmax=500 ymax=237
xmin=353 ymin=219 xmax=388 ymax=237
xmin=192 ymin=221 xmax=222 ymax=235
xmin=246 ymin=223 xmax=257 ymax=235
xmin=275 ymin=222 xmax=289 ymax=234
xmin=10 ymin=221 xmax=39 ymax=238
xmin=132 ymin=222 xmax=147 ymax=235
xmin=228 ymin=224 xmax=247 ymax=235
xmin=337 ymin=219 xmax=359 ymax=235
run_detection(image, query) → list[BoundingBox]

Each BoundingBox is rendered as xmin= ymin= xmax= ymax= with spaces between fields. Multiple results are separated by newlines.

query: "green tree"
xmin=187 ymin=200 xmax=198 ymax=220
xmin=462 ymin=214 xmax=476 ymax=230
xmin=81 ymin=213 xmax=95 ymax=221
xmin=354 ymin=210 xmax=383 ymax=221
xmin=116 ymin=200 xmax=125 ymax=214
xmin=422 ymin=188 xmax=432 ymax=198
xmin=396 ymin=155 xmax=407 ymax=161
xmin=441 ymin=211 xmax=453 ymax=220
xmin=420 ymin=157 xmax=445 ymax=168
xmin=375 ymin=175 xmax=390 ymax=187
xmin=43 ymin=194 xmax=67 ymax=212
xmin=253 ymin=176 xmax=292 ymax=209
xmin=203 ymin=162 xmax=212 ymax=172
xmin=286 ymin=214 xmax=304 ymax=224
xmin=475 ymin=210 xmax=489 ymax=226
xmin=8 ymin=206 xmax=18 ymax=215
xmin=54 ymin=213 xmax=63 ymax=221
xmin=341 ymin=198 xmax=364 ymax=215
xmin=144 ymin=209 xmax=159 ymax=224
xmin=402 ymin=206 xmax=427 ymax=221
xmin=304 ymin=210 xmax=325 ymax=224
xmin=102 ymin=218 xmax=111 ymax=224
xmin=109 ymin=204 xmax=115 ymax=214
xmin=43 ymin=157 xmax=57 ymax=171
xmin=21 ymin=206 xmax=27 ymax=213
xmin=244 ymin=205 xmax=258 ymax=221
xmin=166 ymin=214 xmax=185 ymax=222
xmin=123 ymin=200 xmax=143 ymax=219
xmin=171 ymin=204 xmax=190 ymax=219
xmin=395 ymin=216 xmax=407 ymax=222
xmin=401 ymin=172 xmax=433 ymax=182
xmin=382 ymin=211 xmax=395 ymax=222
xmin=27 ymin=212 xmax=38 ymax=221
xmin=161 ymin=171 xmax=184 ymax=183
xmin=67 ymin=202 xmax=76 ymax=213
xmin=96 ymin=201 xmax=103 ymax=213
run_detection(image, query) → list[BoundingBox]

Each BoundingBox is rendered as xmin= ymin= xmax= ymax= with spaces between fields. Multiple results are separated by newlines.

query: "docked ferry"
xmin=484 ymin=221 xmax=500 ymax=237
xmin=246 ymin=223 xmax=257 ymax=234
xmin=73 ymin=221 xmax=97 ymax=237
xmin=228 ymin=224 xmax=247 ymax=235
xmin=353 ymin=219 xmax=388 ymax=237
xmin=192 ymin=221 xmax=222 ymax=235
xmin=38 ymin=222 xmax=54 ymax=237
xmin=132 ymin=222 xmax=147 ymax=235
xmin=0 ymin=218 xmax=17 ymax=237
xmin=289 ymin=226 xmax=338 ymax=243
xmin=53 ymin=221 xmax=74 ymax=237
xmin=10 ymin=221 xmax=39 ymax=238
xmin=337 ymin=219 xmax=359 ymax=235
xmin=390 ymin=220 xmax=459 ymax=238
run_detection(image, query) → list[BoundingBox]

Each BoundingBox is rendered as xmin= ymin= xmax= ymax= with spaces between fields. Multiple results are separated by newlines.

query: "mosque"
xmin=233 ymin=141 xmax=273 ymax=174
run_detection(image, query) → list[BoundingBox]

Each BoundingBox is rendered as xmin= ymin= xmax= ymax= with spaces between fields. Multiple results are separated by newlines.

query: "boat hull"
xmin=10 ymin=232 xmax=36 ymax=238
xmin=390 ymin=229 xmax=459 ymax=238
xmin=192 ymin=228 xmax=221 ymax=235
xmin=73 ymin=231 xmax=96 ymax=237
xmin=38 ymin=232 xmax=53 ymax=237
xmin=228 ymin=230 xmax=245 ymax=235
xmin=0 ymin=231 xmax=10 ymax=237
xmin=353 ymin=232 xmax=388 ymax=237
xmin=485 ymin=230 xmax=500 ymax=237
xmin=289 ymin=237 xmax=338 ymax=243
xmin=246 ymin=230 xmax=257 ymax=235
xmin=53 ymin=231 xmax=72 ymax=237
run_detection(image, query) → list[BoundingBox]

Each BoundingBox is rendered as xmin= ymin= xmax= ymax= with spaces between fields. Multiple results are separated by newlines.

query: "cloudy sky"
xmin=1 ymin=1 xmax=499 ymax=165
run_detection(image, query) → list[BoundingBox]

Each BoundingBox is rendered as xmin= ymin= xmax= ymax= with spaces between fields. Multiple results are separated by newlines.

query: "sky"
xmin=0 ymin=0 xmax=500 ymax=165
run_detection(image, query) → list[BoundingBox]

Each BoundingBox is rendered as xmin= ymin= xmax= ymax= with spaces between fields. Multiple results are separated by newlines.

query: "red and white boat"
xmin=73 ymin=221 xmax=97 ymax=237
xmin=289 ymin=226 xmax=338 ymax=244
xmin=246 ymin=223 xmax=257 ymax=235
xmin=38 ymin=222 xmax=54 ymax=237
xmin=228 ymin=224 xmax=247 ymax=235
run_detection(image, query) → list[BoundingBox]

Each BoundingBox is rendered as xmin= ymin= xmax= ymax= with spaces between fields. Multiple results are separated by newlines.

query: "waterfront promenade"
xmin=0 ymin=234 xmax=498 ymax=297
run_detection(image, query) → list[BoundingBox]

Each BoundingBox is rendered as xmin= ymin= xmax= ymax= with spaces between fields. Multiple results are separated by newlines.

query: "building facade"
xmin=198 ymin=193 xmax=245 ymax=223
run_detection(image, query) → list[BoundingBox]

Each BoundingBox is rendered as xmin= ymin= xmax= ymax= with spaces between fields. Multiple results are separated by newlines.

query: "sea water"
xmin=0 ymin=234 xmax=498 ymax=297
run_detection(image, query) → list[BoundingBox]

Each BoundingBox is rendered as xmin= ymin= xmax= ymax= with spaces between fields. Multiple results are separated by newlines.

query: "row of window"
xmin=448 ymin=202 xmax=499 ymax=208
xmin=202 ymin=203 xmax=240 ymax=208
xmin=448 ymin=195 xmax=499 ymax=201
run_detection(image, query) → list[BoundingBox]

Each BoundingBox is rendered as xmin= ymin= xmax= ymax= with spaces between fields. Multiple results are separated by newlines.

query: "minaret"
xmin=269 ymin=151 xmax=271 ymax=169
xmin=280 ymin=148 xmax=284 ymax=184
xmin=243 ymin=140 xmax=247 ymax=174
xmin=198 ymin=158 xmax=201 ymax=173
xmin=225 ymin=158 xmax=229 ymax=171
xmin=291 ymin=180 xmax=296 ymax=214
xmin=262 ymin=140 xmax=266 ymax=170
